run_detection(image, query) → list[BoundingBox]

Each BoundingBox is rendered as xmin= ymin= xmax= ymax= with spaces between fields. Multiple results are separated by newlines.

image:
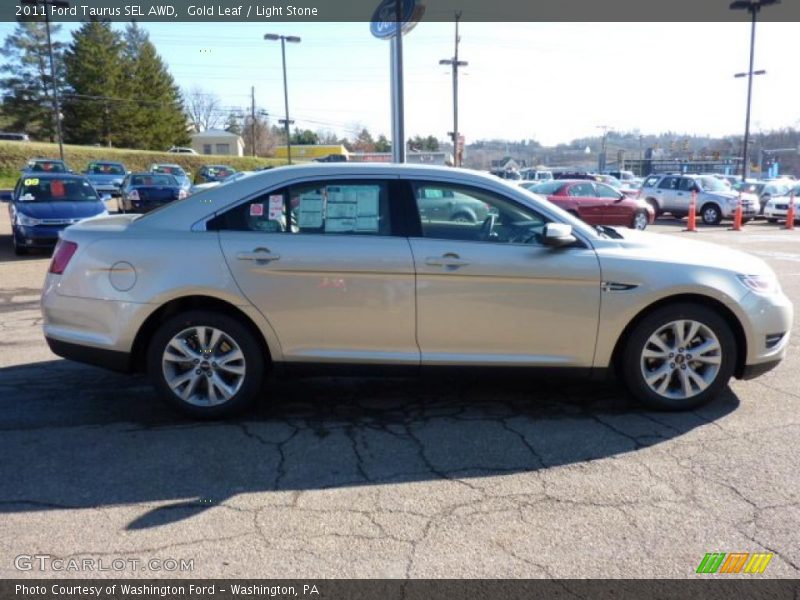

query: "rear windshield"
xmin=17 ymin=177 xmax=98 ymax=202
xmin=152 ymin=166 xmax=185 ymax=177
xmin=88 ymin=163 xmax=125 ymax=175
xmin=27 ymin=161 xmax=67 ymax=173
xmin=205 ymin=167 xmax=235 ymax=179
xmin=132 ymin=174 xmax=177 ymax=186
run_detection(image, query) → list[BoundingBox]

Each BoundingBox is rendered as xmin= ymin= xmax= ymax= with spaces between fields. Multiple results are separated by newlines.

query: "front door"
xmin=214 ymin=178 xmax=419 ymax=365
xmin=407 ymin=181 xmax=602 ymax=368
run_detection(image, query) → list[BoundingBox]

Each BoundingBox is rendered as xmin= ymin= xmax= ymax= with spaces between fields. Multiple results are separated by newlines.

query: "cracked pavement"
xmin=1 ymin=209 xmax=799 ymax=579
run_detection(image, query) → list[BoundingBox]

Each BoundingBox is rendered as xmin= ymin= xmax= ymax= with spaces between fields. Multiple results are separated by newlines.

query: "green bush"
xmin=0 ymin=140 xmax=287 ymax=188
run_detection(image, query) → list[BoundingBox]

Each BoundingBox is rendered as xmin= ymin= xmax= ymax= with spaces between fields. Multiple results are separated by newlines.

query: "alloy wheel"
xmin=640 ymin=319 xmax=722 ymax=400
xmin=161 ymin=326 xmax=246 ymax=407
xmin=633 ymin=212 xmax=648 ymax=230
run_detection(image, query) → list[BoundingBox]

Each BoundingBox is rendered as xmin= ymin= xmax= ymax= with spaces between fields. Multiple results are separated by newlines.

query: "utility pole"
xmin=265 ymin=34 xmax=300 ymax=164
xmin=21 ymin=0 xmax=68 ymax=160
xmin=440 ymin=12 xmax=467 ymax=167
xmin=596 ymin=125 xmax=611 ymax=171
xmin=250 ymin=86 xmax=256 ymax=157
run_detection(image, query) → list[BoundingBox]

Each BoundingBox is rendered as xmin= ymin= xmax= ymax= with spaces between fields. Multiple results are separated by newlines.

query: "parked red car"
xmin=522 ymin=179 xmax=655 ymax=230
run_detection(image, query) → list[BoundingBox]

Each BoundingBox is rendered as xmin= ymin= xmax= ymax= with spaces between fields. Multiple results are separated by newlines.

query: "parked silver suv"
xmin=41 ymin=164 xmax=792 ymax=418
xmin=640 ymin=174 xmax=760 ymax=225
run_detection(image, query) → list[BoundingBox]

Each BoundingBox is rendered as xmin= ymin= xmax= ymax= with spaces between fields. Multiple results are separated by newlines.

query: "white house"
xmin=191 ymin=129 xmax=245 ymax=157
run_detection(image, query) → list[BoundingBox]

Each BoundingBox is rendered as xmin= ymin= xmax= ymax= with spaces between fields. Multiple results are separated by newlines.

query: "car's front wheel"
xmin=700 ymin=203 xmax=722 ymax=226
xmin=12 ymin=229 xmax=28 ymax=256
xmin=621 ymin=303 xmax=736 ymax=411
xmin=147 ymin=310 xmax=264 ymax=418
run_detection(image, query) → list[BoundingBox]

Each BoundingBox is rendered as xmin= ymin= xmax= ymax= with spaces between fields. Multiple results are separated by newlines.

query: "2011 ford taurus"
xmin=41 ymin=164 xmax=793 ymax=417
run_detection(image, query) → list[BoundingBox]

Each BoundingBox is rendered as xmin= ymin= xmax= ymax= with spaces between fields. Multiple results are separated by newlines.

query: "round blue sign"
xmin=370 ymin=0 xmax=424 ymax=39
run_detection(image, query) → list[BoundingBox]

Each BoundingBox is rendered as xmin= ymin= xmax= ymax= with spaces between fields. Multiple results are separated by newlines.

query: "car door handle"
xmin=426 ymin=254 xmax=470 ymax=268
xmin=237 ymin=248 xmax=281 ymax=262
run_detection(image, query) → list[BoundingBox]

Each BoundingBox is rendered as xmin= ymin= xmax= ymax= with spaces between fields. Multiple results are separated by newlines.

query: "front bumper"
xmin=14 ymin=224 xmax=65 ymax=248
xmin=763 ymin=203 xmax=798 ymax=221
xmin=737 ymin=289 xmax=794 ymax=376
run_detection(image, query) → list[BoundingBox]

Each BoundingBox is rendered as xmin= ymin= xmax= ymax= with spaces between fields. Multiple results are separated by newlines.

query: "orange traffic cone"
xmin=685 ymin=190 xmax=697 ymax=232
xmin=786 ymin=192 xmax=796 ymax=231
xmin=731 ymin=192 xmax=743 ymax=231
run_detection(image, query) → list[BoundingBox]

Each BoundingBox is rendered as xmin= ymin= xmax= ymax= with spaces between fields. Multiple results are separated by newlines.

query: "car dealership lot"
xmin=0 ymin=207 xmax=798 ymax=578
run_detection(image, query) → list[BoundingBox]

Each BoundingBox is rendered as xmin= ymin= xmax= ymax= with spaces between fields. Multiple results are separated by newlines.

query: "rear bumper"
xmin=740 ymin=358 xmax=782 ymax=380
xmin=46 ymin=336 xmax=132 ymax=373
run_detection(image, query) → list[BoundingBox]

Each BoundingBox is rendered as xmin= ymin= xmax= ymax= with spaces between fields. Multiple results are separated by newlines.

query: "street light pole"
xmin=265 ymin=33 xmax=300 ymax=165
xmin=440 ymin=12 xmax=467 ymax=167
xmin=730 ymin=0 xmax=779 ymax=179
xmin=22 ymin=0 xmax=68 ymax=161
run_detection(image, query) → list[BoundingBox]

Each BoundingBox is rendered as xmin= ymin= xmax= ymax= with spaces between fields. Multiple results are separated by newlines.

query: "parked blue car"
xmin=1 ymin=173 xmax=108 ymax=255
xmin=84 ymin=161 xmax=127 ymax=198
xmin=118 ymin=172 xmax=186 ymax=213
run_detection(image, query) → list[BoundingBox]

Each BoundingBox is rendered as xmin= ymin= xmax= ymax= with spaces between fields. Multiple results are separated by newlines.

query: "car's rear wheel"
xmin=621 ymin=303 xmax=736 ymax=411
xmin=451 ymin=212 xmax=474 ymax=223
xmin=147 ymin=310 xmax=264 ymax=418
xmin=631 ymin=210 xmax=649 ymax=230
xmin=700 ymin=203 xmax=722 ymax=226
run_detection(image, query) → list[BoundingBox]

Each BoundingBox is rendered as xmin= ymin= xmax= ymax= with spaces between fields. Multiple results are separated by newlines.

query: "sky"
xmin=0 ymin=20 xmax=798 ymax=146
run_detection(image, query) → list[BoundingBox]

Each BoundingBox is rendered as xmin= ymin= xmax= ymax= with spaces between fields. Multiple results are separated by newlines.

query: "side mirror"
xmin=100 ymin=194 xmax=112 ymax=202
xmin=543 ymin=223 xmax=577 ymax=248
xmin=0 ymin=191 xmax=12 ymax=202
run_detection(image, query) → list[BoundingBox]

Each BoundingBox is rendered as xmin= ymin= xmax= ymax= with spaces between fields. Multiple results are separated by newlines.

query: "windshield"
xmin=697 ymin=177 xmax=729 ymax=192
xmin=17 ymin=177 xmax=98 ymax=202
xmin=531 ymin=181 xmax=563 ymax=195
xmin=153 ymin=166 xmax=186 ymax=177
xmin=205 ymin=166 xmax=236 ymax=180
xmin=764 ymin=184 xmax=790 ymax=196
xmin=88 ymin=163 xmax=125 ymax=175
xmin=131 ymin=174 xmax=177 ymax=186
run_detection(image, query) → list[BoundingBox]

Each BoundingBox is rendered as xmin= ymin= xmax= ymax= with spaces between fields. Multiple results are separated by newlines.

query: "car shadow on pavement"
xmin=0 ymin=359 xmax=739 ymax=529
xmin=0 ymin=233 xmax=52 ymax=261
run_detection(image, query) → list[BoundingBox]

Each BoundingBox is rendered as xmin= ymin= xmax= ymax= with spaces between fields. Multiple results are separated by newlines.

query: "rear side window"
xmin=568 ymin=183 xmax=595 ymax=196
xmin=678 ymin=178 xmax=696 ymax=191
xmin=208 ymin=179 xmax=391 ymax=236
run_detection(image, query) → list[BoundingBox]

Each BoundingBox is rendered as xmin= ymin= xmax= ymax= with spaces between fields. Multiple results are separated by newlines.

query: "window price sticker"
xmin=250 ymin=203 xmax=264 ymax=217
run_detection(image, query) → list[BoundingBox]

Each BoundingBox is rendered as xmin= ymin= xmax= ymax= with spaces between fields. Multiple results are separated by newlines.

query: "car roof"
xmin=89 ymin=160 xmax=125 ymax=165
xmin=19 ymin=172 xmax=85 ymax=180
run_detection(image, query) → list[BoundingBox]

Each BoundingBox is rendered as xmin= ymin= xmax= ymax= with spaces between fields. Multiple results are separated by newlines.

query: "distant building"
xmin=274 ymin=144 xmax=349 ymax=160
xmin=191 ymin=129 xmax=245 ymax=156
xmin=349 ymin=151 xmax=452 ymax=165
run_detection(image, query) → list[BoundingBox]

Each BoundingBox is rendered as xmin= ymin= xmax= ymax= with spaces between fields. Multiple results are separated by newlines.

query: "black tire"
xmin=146 ymin=310 xmax=265 ymax=418
xmin=12 ymin=230 xmax=28 ymax=256
xmin=767 ymin=218 xmax=778 ymax=224
xmin=451 ymin=212 xmax=475 ymax=223
xmin=700 ymin=203 xmax=722 ymax=226
xmin=620 ymin=303 xmax=736 ymax=411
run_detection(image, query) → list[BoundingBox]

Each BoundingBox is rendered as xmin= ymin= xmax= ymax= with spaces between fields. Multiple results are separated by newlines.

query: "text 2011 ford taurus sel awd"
xmin=41 ymin=164 xmax=793 ymax=417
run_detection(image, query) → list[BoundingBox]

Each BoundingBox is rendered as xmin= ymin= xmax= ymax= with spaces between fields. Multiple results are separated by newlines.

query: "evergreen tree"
xmin=224 ymin=112 xmax=242 ymax=135
xmin=374 ymin=134 xmax=391 ymax=152
xmin=62 ymin=20 xmax=125 ymax=146
xmin=117 ymin=23 xmax=189 ymax=149
xmin=0 ymin=21 xmax=66 ymax=141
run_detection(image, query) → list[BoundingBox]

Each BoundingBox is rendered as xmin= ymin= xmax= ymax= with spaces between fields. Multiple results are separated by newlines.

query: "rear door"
xmin=656 ymin=176 xmax=680 ymax=212
xmin=592 ymin=182 xmax=630 ymax=225
xmin=566 ymin=182 xmax=601 ymax=224
xmin=214 ymin=177 xmax=419 ymax=365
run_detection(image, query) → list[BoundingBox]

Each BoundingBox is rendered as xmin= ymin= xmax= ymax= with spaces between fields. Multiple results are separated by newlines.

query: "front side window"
xmin=594 ymin=183 xmax=621 ymax=199
xmin=678 ymin=178 xmax=697 ymax=192
xmin=643 ymin=175 xmax=660 ymax=188
xmin=412 ymin=182 xmax=548 ymax=245
xmin=658 ymin=176 xmax=679 ymax=190
xmin=568 ymin=183 xmax=595 ymax=197
xmin=209 ymin=180 xmax=391 ymax=236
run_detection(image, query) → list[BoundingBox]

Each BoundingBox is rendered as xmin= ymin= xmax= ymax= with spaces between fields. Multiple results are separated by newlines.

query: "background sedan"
xmin=523 ymin=179 xmax=654 ymax=229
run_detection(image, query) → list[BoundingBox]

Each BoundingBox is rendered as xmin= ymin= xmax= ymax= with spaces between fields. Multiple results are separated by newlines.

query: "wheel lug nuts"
xmin=686 ymin=354 xmax=692 ymax=359
xmin=669 ymin=353 xmax=674 ymax=358
xmin=211 ymin=362 xmax=217 ymax=368
xmin=195 ymin=369 xmax=201 ymax=375
xmin=193 ymin=359 xmax=199 ymax=364
xmin=679 ymin=347 xmax=684 ymax=352
xmin=670 ymin=363 xmax=675 ymax=369
xmin=680 ymin=364 xmax=687 ymax=370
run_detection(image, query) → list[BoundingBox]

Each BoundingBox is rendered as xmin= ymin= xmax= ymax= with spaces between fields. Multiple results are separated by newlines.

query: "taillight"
xmin=128 ymin=189 xmax=140 ymax=201
xmin=49 ymin=240 xmax=78 ymax=275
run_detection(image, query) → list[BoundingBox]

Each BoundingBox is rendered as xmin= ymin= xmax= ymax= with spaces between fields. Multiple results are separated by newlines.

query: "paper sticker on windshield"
xmin=250 ymin=203 xmax=264 ymax=217
xmin=268 ymin=195 xmax=283 ymax=220
xmin=23 ymin=178 xmax=39 ymax=186
xmin=20 ymin=193 xmax=35 ymax=202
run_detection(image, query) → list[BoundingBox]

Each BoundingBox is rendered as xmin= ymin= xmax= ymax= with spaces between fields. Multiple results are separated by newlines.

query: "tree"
xmin=241 ymin=112 xmax=279 ymax=156
xmin=184 ymin=86 xmax=222 ymax=132
xmin=117 ymin=23 xmax=189 ymax=149
xmin=290 ymin=128 xmax=319 ymax=145
xmin=61 ymin=21 xmax=125 ymax=146
xmin=374 ymin=134 xmax=391 ymax=152
xmin=0 ymin=21 xmax=66 ymax=142
xmin=351 ymin=128 xmax=375 ymax=153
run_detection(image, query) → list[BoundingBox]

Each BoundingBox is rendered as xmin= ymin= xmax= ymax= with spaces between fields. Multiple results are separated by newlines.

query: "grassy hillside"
xmin=0 ymin=141 xmax=287 ymax=188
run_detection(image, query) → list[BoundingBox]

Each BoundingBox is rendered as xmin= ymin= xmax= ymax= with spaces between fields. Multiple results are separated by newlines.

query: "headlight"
xmin=16 ymin=213 xmax=41 ymax=226
xmin=737 ymin=273 xmax=781 ymax=295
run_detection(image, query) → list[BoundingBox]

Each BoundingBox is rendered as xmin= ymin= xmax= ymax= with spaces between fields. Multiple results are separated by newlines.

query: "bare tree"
xmin=183 ymin=86 xmax=222 ymax=132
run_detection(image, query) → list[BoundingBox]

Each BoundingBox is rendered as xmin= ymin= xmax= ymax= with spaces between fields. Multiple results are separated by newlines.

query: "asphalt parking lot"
xmin=1 ymin=207 xmax=798 ymax=579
